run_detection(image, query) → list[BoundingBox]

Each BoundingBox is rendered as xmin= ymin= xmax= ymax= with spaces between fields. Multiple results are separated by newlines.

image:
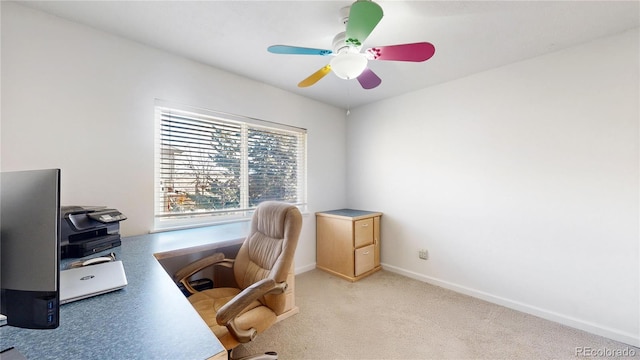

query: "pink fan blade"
xmin=366 ymin=42 xmax=435 ymax=62
xmin=357 ymin=68 xmax=381 ymax=90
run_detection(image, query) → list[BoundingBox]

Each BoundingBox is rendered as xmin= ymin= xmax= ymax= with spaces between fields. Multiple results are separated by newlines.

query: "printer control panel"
xmin=88 ymin=209 xmax=127 ymax=223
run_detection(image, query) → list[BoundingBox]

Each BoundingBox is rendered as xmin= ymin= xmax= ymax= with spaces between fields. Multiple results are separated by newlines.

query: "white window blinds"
xmin=155 ymin=105 xmax=306 ymax=229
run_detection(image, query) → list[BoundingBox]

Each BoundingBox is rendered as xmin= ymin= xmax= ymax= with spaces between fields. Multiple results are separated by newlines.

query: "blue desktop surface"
xmin=0 ymin=223 xmax=251 ymax=359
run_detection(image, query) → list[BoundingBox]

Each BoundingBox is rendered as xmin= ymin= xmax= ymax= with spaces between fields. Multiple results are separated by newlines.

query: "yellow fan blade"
xmin=298 ymin=65 xmax=331 ymax=87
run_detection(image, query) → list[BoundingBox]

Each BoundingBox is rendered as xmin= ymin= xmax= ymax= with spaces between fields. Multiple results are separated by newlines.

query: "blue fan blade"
xmin=268 ymin=45 xmax=332 ymax=56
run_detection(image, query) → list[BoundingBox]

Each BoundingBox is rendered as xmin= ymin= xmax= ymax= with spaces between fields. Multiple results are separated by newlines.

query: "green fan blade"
xmin=345 ymin=0 xmax=383 ymax=47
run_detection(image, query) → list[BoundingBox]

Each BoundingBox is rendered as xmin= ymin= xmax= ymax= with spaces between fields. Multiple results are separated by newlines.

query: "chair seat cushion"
xmin=188 ymin=287 xmax=277 ymax=350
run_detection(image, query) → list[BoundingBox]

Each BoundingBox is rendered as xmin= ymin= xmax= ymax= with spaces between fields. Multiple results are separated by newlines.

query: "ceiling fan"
xmin=267 ymin=0 xmax=435 ymax=90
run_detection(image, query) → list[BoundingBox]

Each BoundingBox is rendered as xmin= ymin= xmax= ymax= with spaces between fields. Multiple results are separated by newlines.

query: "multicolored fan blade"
xmin=357 ymin=67 xmax=382 ymax=89
xmin=345 ymin=0 xmax=383 ymax=47
xmin=298 ymin=65 xmax=332 ymax=87
xmin=268 ymin=45 xmax=333 ymax=56
xmin=366 ymin=42 xmax=436 ymax=62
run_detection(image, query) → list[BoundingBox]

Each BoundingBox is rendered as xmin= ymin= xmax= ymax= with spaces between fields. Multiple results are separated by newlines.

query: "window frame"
xmin=153 ymin=102 xmax=307 ymax=232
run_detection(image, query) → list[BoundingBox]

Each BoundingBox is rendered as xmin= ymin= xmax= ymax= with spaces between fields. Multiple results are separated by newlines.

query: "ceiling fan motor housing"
xmin=332 ymin=32 xmax=360 ymax=54
xmin=330 ymin=32 xmax=368 ymax=80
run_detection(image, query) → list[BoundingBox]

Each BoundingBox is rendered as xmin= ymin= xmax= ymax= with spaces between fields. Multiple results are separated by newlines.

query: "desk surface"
xmin=0 ymin=222 xmax=250 ymax=359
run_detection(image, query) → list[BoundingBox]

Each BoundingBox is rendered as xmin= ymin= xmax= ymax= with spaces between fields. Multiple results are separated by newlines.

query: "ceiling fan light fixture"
xmin=330 ymin=52 xmax=368 ymax=80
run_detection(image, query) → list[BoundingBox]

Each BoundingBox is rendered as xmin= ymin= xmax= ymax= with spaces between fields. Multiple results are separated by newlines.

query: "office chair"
xmin=174 ymin=201 xmax=302 ymax=360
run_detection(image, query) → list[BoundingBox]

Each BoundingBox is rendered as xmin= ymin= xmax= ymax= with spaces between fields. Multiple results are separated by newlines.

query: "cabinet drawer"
xmin=354 ymin=218 xmax=374 ymax=248
xmin=355 ymin=244 xmax=375 ymax=276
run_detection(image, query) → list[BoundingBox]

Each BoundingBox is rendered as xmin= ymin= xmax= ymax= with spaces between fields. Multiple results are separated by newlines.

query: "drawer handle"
xmin=363 ymin=251 xmax=370 ymax=255
xmin=361 ymin=223 xmax=369 ymax=227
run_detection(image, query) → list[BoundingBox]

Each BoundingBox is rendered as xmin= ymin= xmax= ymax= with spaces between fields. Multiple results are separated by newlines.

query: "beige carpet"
xmin=234 ymin=269 xmax=638 ymax=360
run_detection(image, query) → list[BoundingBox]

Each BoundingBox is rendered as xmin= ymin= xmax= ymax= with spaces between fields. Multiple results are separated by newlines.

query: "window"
xmin=154 ymin=104 xmax=306 ymax=230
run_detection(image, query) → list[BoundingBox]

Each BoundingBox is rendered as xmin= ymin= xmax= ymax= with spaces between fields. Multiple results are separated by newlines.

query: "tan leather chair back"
xmin=233 ymin=202 xmax=302 ymax=301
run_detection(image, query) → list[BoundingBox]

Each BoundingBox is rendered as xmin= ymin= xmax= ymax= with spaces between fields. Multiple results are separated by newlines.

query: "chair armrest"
xmin=216 ymin=278 xmax=288 ymax=342
xmin=173 ymin=253 xmax=233 ymax=294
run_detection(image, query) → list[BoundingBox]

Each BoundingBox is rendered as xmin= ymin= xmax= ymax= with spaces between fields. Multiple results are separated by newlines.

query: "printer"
xmin=60 ymin=206 xmax=127 ymax=258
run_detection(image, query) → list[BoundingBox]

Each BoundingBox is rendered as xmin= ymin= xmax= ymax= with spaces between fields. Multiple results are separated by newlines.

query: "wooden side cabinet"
xmin=316 ymin=209 xmax=382 ymax=281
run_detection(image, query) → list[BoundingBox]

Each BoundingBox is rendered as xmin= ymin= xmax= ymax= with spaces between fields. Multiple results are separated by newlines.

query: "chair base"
xmin=229 ymin=349 xmax=278 ymax=360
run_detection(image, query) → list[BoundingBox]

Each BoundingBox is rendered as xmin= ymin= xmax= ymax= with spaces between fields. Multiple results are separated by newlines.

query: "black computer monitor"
xmin=1 ymin=169 xmax=61 ymax=329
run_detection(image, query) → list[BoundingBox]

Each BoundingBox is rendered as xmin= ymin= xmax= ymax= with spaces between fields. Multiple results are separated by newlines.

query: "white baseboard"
xmin=295 ymin=262 xmax=316 ymax=275
xmin=382 ymin=263 xmax=640 ymax=348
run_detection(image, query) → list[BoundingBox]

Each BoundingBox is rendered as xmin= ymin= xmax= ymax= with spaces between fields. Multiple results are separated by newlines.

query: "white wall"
xmin=346 ymin=28 xmax=639 ymax=346
xmin=0 ymin=2 xmax=348 ymax=271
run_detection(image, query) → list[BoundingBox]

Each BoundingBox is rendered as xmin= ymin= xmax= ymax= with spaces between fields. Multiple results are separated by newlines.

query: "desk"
xmin=0 ymin=222 xmax=252 ymax=360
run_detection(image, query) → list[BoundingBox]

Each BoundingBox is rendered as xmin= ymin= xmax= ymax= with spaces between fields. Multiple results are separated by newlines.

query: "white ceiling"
xmin=17 ymin=1 xmax=640 ymax=109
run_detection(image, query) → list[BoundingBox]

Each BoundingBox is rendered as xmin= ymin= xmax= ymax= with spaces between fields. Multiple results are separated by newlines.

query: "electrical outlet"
xmin=418 ymin=249 xmax=429 ymax=260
